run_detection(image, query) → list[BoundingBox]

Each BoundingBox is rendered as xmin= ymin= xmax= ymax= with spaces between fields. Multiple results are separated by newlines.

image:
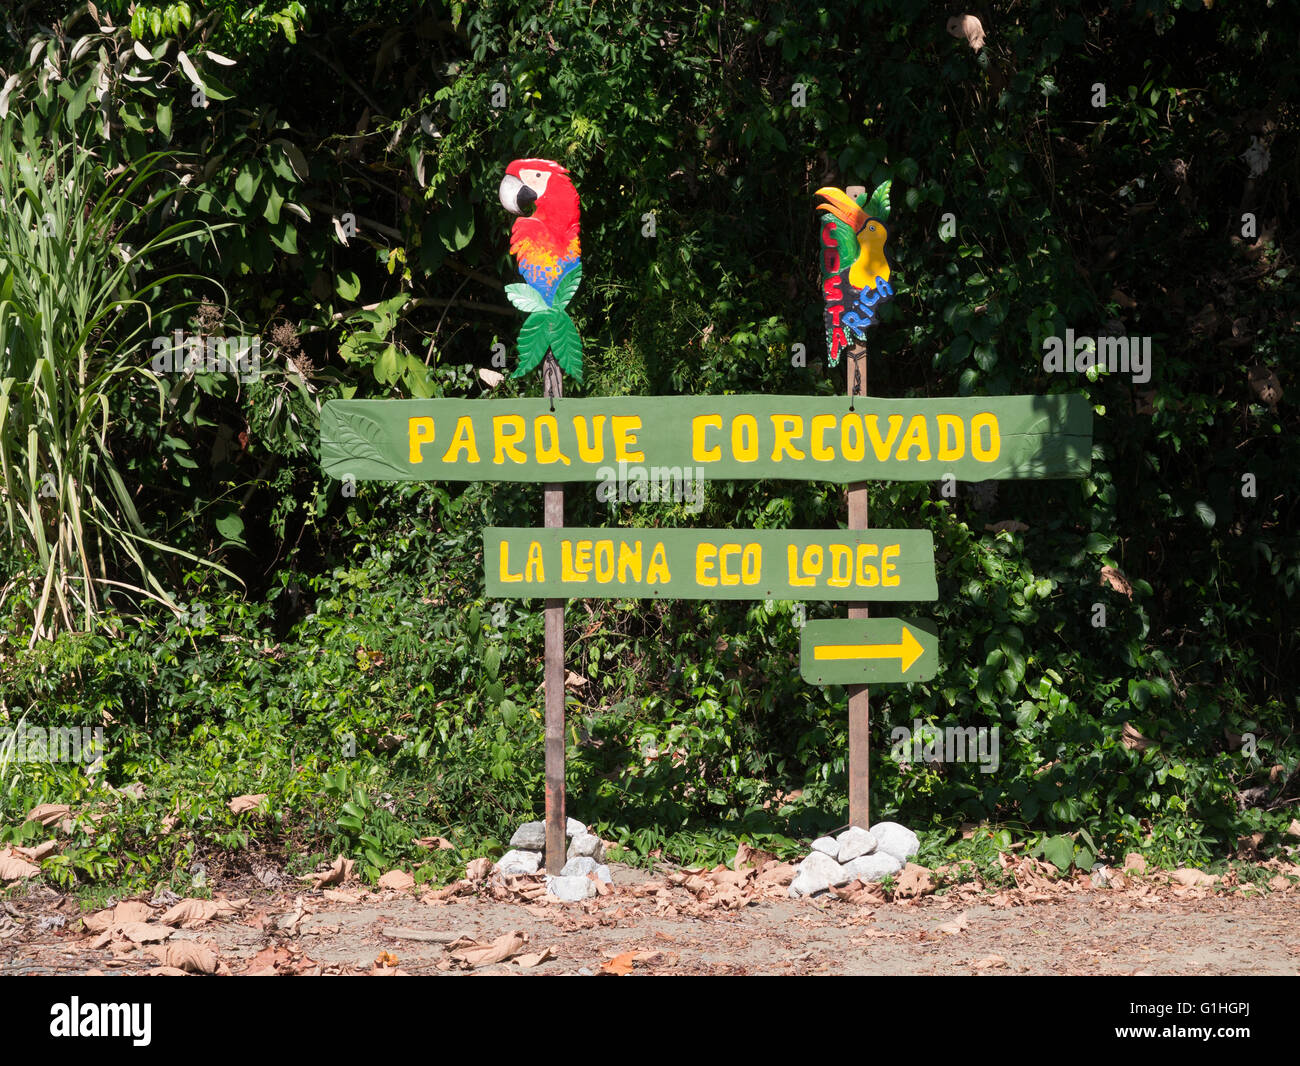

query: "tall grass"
xmin=0 ymin=110 xmax=230 ymax=642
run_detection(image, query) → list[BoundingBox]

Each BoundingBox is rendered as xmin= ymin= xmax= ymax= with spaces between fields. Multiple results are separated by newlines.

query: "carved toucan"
xmin=815 ymin=181 xmax=895 ymax=367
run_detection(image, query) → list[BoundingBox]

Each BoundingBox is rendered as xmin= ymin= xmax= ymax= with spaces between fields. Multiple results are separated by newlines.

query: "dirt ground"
xmin=3 ymin=854 xmax=1299 ymax=976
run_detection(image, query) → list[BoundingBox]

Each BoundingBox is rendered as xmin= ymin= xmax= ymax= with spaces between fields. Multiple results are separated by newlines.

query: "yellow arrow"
xmin=812 ymin=625 xmax=925 ymax=673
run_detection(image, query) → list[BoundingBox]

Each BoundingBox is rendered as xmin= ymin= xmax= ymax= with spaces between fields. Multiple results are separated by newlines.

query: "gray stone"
xmin=567 ymin=832 xmax=604 ymax=863
xmin=509 ymin=821 xmax=547 ymax=851
xmin=810 ymin=836 xmax=840 ymax=858
xmin=560 ymin=856 xmax=599 ymax=878
xmin=842 ymin=851 xmax=903 ymax=882
xmin=546 ymin=874 xmax=596 ymax=902
xmin=788 ymin=851 xmax=849 ymax=898
xmin=566 ymin=817 xmax=586 ymax=838
xmin=835 ymin=826 xmax=878 ymax=864
xmin=594 ymin=864 xmax=612 ymax=884
xmin=496 ymin=849 xmax=541 ymax=876
xmin=869 ymin=821 xmax=920 ymax=863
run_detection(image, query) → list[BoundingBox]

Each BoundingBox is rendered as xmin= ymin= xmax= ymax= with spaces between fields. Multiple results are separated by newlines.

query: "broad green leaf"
xmin=1041 ymin=834 xmax=1074 ymax=872
xmin=336 ymin=270 xmax=361 ymax=301
xmin=865 ymin=179 xmax=891 ymax=221
xmin=553 ymin=263 xmax=582 ymax=310
xmin=504 ymin=283 xmax=549 ymax=314
xmin=548 ymin=310 xmax=583 ymax=382
xmin=513 ymin=313 xmax=550 ymax=378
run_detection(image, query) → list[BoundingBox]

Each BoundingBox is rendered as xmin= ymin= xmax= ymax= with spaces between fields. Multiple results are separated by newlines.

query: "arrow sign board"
xmin=485 ymin=527 xmax=937 ymax=601
xmin=800 ymin=618 xmax=940 ymax=685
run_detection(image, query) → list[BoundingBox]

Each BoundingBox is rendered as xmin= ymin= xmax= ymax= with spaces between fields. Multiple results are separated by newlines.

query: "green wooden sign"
xmin=800 ymin=618 xmax=940 ymax=685
xmin=321 ymin=394 xmax=1091 ymax=484
xmin=484 ymin=527 xmax=938 ymax=601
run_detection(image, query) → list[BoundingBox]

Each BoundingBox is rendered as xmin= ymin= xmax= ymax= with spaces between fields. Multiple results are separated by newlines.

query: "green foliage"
xmin=0 ymin=0 xmax=1297 ymax=885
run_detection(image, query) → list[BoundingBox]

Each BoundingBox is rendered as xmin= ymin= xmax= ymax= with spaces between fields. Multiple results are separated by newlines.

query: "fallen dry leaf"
xmin=414 ymin=836 xmax=455 ymax=850
xmin=1121 ymin=722 xmax=1155 ymax=752
xmin=1123 ymin=853 xmax=1148 ymax=875
xmin=478 ymin=367 xmax=504 ymax=388
xmin=946 ymin=14 xmax=986 ymax=50
xmin=601 ymin=950 xmax=637 ymax=976
xmin=116 ymin=922 xmax=173 ymax=944
xmin=514 ymin=947 xmax=555 ymax=968
xmin=1101 ymin=566 xmax=1133 ymax=598
xmin=299 ymin=855 xmax=354 ymax=888
xmin=1171 ymin=868 xmax=1217 ymax=887
xmin=376 ymin=870 xmax=416 ymax=892
xmin=895 ymin=863 xmax=935 ymax=899
xmin=448 ymin=930 xmax=528 ymax=968
xmin=227 ymin=793 xmax=267 ymax=815
xmin=938 ymin=911 xmax=970 ymax=936
xmin=984 ymin=520 xmax=1029 ymax=534
xmin=733 ymin=841 xmax=777 ymax=870
xmin=159 ymin=898 xmax=245 ymax=928
xmin=12 ymin=841 xmax=59 ymax=861
xmin=25 ymin=803 xmax=71 ymax=828
xmin=465 ymin=857 xmax=493 ymax=881
xmin=971 ymin=954 xmax=1007 ymax=970
xmin=146 ymin=941 xmax=219 ymax=974
xmin=1286 ymin=819 xmax=1300 ymax=839
xmin=0 ymin=849 xmax=40 ymax=881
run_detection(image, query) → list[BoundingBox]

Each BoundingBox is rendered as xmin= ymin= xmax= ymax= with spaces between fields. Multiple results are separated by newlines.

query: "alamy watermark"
xmin=597 ymin=460 xmax=704 ymax=514
xmin=1042 ymin=329 xmax=1151 ymax=384
xmin=0 ymin=722 xmax=105 ymax=764
xmin=889 ymin=719 xmax=1000 ymax=773
xmin=149 ymin=329 xmax=261 ymax=382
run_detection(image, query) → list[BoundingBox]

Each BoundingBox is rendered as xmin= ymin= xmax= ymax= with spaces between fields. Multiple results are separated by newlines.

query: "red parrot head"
xmin=499 ymin=158 xmax=581 ymax=301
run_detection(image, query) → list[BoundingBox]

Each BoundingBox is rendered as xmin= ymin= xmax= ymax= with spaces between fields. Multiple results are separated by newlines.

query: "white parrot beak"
xmin=499 ymin=174 xmax=524 ymax=214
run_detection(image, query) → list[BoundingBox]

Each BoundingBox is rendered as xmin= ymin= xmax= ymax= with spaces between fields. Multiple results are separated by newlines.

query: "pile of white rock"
xmin=789 ymin=821 xmax=920 ymax=898
xmin=495 ymin=817 xmax=612 ymax=902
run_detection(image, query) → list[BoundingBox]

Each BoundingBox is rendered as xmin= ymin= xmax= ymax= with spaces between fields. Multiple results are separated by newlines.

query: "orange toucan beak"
xmin=815 ymin=187 xmax=867 ymax=232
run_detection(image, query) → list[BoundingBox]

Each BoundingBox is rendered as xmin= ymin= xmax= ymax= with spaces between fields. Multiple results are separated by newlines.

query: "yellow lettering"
xmin=595 ymin=541 xmax=614 ymax=583
xmin=534 ymin=415 xmax=571 ymax=465
xmin=810 ymin=414 xmax=837 ymax=461
xmin=696 ymin=543 xmax=718 ymax=587
xmin=841 ymin=413 xmax=864 ymax=461
xmin=936 ymin=415 xmax=964 ymax=461
xmin=856 ymin=543 xmax=879 ymax=586
xmin=408 ymin=416 xmax=436 ymax=464
xmin=742 ymin=544 xmax=761 ymax=585
xmin=692 ymin=415 xmax=722 ymax=462
xmin=719 ymin=544 xmax=741 ymax=586
xmin=573 ymin=415 xmax=606 ymax=462
xmin=617 ymin=540 xmax=643 ymax=584
xmin=895 ymin=414 xmax=932 ymax=462
xmin=492 ymin=415 xmax=527 ymax=464
xmin=732 ymin=414 xmax=759 ymax=462
xmin=612 ymin=416 xmax=645 ymax=462
xmin=575 ymin=540 xmax=593 ymax=578
xmin=561 ymin=541 xmax=583 ymax=582
xmin=770 ymin=415 xmax=805 ymax=462
xmin=971 ymin=413 xmax=1000 ymax=462
xmin=787 ymin=544 xmax=815 ymax=587
xmin=802 ymin=544 xmax=824 ymax=578
xmin=646 ymin=542 xmax=671 ymax=584
xmin=881 ymin=544 xmax=900 ymax=587
xmin=439 ymin=416 xmax=479 ymax=463
xmin=828 ymin=545 xmax=852 ymax=588
xmin=524 ymin=540 xmax=544 ymax=582
xmin=865 ymin=414 xmax=904 ymax=462
xmin=499 ymin=540 xmax=522 ymax=583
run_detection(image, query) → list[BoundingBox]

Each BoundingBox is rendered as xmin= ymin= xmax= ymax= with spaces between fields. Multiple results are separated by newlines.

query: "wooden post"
xmin=846 ymin=342 xmax=870 ymax=829
xmin=542 ymin=353 xmax=566 ymax=874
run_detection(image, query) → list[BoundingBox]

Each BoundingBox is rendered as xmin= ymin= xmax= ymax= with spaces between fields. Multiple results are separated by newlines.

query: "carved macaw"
xmin=815 ymin=181 xmax=895 ymax=367
xmin=499 ymin=158 xmax=584 ymax=383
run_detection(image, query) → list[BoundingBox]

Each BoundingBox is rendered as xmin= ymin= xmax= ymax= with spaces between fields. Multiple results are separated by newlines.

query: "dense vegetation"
xmin=0 ymin=0 xmax=1295 ymax=891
